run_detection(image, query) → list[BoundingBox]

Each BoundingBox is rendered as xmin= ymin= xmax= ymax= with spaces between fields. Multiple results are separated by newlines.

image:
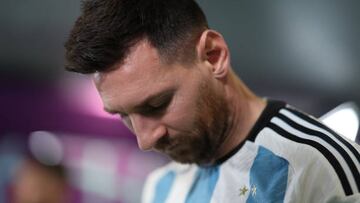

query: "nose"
xmin=130 ymin=114 xmax=167 ymax=151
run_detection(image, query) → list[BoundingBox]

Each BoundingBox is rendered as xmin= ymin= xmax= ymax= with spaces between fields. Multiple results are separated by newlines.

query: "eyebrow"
xmin=103 ymin=88 xmax=176 ymax=115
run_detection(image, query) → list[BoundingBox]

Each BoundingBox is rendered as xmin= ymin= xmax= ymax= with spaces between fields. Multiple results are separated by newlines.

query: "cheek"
xmin=163 ymin=95 xmax=198 ymax=132
xmin=163 ymin=72 xmax=204 ymax=132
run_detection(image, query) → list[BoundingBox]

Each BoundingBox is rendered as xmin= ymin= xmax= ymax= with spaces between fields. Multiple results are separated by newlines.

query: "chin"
xmin=166 ymin=151 xmax=213 ymax=165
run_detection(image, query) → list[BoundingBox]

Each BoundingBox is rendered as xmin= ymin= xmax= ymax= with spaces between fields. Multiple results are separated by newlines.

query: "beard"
xmin=154 ymin=80 xmax=230 ymax=165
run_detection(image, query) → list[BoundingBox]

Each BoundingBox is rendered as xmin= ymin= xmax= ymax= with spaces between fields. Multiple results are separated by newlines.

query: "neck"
xmin=214 ymin=70 xmax=266 ymax=161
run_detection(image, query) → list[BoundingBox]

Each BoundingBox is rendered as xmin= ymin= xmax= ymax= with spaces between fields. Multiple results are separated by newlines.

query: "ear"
xmin=196 ymin=30 xmax=230 ymax=79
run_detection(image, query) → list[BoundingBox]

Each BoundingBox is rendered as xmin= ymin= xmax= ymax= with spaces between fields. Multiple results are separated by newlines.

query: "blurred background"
xmin=0 ymin=0 xmax=359 ymax=202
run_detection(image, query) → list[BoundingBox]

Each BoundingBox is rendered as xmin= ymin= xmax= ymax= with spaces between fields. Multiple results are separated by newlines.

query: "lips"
xmin=156 ymin=140 xmax=180 ymax=155
xmin=154 ymin=132 xmax=184 ymax=152
xmin=155 ymin=138 xmax=187 ymax=157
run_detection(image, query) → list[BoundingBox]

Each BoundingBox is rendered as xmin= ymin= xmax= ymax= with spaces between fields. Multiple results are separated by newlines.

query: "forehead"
xmin=94 ymin=41 xmax=180 ymax=110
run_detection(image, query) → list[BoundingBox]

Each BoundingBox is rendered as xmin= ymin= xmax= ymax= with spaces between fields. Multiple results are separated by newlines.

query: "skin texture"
xmin=95 ymin=30 xmax=266 ymax=165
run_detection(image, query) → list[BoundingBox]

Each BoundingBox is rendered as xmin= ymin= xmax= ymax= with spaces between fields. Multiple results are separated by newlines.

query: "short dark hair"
xmin=65 ymin=0 xmax=208 ymax=74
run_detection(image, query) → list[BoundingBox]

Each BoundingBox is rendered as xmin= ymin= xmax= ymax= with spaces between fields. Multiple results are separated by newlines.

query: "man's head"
xmin=65 ymin=0 xmax=208 ymax=73
xmin=65 ymin=0 xmax=233 ymax=165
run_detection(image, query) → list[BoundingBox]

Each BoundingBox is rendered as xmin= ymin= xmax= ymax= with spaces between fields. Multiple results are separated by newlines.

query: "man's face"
xmin=94 ymin=40 xmax=229 ymax=165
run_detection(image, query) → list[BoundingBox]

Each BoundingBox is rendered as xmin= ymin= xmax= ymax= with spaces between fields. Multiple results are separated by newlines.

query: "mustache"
xmin=154 ymin=127 xmax=195 ymax=150
xmin=154 ymin=131 xmax=194 ymax=153
xmin=154 ymin=135 xmax=172 ymax=151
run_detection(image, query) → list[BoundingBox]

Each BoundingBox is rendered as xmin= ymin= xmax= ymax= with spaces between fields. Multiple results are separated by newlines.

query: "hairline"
xmin=98 ymin=29 xmax=206 ymax=74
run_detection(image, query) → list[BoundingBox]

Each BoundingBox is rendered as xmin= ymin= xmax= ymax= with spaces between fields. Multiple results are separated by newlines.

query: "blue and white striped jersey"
xmin=142 ymin=100 xmax=360 ymax=203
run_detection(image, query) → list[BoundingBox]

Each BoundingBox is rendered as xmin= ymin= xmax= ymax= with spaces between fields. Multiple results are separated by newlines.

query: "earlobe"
xmin=196 ymin=30 xmax=230 ymax=79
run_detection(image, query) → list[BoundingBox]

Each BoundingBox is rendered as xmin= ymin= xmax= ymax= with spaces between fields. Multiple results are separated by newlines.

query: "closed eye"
xmin=134 ymin=90 xmax=174 ymax=116
xmin=141 ymin=97 xmax=172 ymax=116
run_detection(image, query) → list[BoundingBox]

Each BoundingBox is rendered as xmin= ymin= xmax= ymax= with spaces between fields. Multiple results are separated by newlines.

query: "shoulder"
xmin=256 ymin=103 xmax=360 ymax=198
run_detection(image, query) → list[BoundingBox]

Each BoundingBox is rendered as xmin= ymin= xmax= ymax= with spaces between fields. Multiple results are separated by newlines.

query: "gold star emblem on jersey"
xmin=239 ymin=185 xmax=248 ymax=196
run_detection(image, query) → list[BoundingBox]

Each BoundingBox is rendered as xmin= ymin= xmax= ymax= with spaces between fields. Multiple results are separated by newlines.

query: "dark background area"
xmin=1 ymin=1 xmax=359 ymax=124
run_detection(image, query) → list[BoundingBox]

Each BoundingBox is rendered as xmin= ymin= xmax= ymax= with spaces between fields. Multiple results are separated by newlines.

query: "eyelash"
xmin=117 ymin=96 xmax=173 ymax=121
xmin=117 ymin=100 xmax=169 ymax=129
xmin=144 ymin=99 xmax=171 ymax=115
xmin=118 ymin=111 xmax=129 ymax=119
xmin=117 ymin=101 xmax=168 ymax=119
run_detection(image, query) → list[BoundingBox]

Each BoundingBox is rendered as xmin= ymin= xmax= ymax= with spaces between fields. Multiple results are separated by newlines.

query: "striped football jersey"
xmin=142 ymin=100 xmax=360 ymax=203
